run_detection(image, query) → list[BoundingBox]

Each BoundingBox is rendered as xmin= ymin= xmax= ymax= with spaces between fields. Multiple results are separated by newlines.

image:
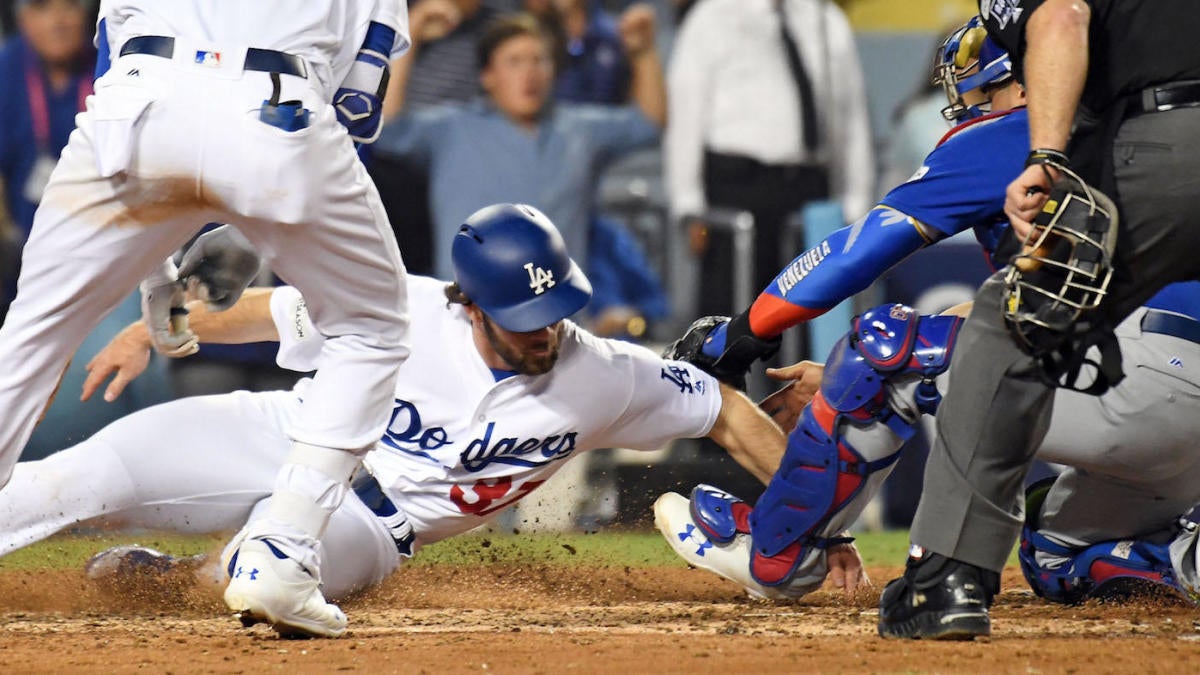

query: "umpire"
xmin=879 ymin=0 xmax=1200 ymax=640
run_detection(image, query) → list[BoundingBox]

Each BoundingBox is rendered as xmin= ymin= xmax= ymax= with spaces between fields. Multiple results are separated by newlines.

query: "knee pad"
xmin=747 ymin=304 xmax=961 ymax=587
xmin=1020 ymin=478 xmax=1190 ymax=604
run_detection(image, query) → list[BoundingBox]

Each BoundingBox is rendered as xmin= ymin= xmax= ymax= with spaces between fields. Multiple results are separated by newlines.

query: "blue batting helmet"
xmin=934 ymin=16 xmax=1014 ymax=123
xmin=451 ymin=203 xmax=592 ymax=333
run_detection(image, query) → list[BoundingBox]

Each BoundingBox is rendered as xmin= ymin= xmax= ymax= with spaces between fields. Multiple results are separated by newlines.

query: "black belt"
xmin=1136 ymin=79 xmax=1200 ymax=115
xmin=119 ymin=35 xmax=307 ymax=79
xmin=351 ymin=469 xmax=416 ymax=557
xmin=1142 ymin=309 xmax=1200 ymax=345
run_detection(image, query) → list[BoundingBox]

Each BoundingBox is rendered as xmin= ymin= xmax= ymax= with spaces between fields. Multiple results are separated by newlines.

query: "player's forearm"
xmin=707 ymin=383 xmax=785 ymax=484
xmin=183 ymin=287 xmax=279 ymax=343
xmin=746 ymin=207 xmax=928 ymax=339
xmin=629 ymin=49 xmax=667 ymax=128
xmin=1024 ymin=0 xmax=1090 ymax=151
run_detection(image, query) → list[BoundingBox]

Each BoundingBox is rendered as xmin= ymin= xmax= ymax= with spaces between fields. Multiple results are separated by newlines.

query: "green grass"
xmin=0 ymin=532 xmax=227 ymax=571
xmin=0 ymin=528 xmax=1014 ymax=572
xmin=0 ymin=528 xmax=928 ymax=571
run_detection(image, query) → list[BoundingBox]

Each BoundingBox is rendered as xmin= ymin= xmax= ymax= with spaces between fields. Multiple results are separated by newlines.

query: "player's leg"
xmin=208 ymin=82 xmax=408 ymax=636
xmin=656 ymin=305 xmax=961 ymax=598
xmin=224 ymin=490 xmax=403 ymax=602
xmin=0 ymin=390 xmax=298 ymax=557
xmin=0 ymin=76 xmax=211 ymax=487
xmin=1019 ymin=311 xmax=1200 ymax=602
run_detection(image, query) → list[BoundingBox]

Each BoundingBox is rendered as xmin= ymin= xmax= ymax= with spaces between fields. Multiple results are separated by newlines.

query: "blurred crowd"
xmin=0 ymin=0 xmax=977 ymax=525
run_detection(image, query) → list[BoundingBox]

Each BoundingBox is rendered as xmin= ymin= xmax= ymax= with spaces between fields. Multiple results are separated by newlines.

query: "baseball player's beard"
xmin=481 ymin=315 xmax=561 ymax=376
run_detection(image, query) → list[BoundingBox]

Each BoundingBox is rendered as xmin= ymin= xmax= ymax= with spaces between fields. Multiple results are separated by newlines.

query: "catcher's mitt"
xmin=663 ymin=313 xmax=780 ymax=390
xmin=1003 ymin=153 xmax=1123 ymax=393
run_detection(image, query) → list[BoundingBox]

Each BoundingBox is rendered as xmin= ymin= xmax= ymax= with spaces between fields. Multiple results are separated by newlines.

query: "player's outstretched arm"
xmin=681 ymin=207 xmax=932 ymax=385
xmin=705 ymin=382 xmax=787 ymax=484
xmin=745 ymin=206 xmax=931 ymax=339
xmin=82 ymin=288 xmax=280 ymax=402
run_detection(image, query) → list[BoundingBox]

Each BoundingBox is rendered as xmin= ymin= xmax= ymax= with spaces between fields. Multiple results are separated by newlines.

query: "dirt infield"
xmin=3 ymin=563 xmax=1200 ymax=674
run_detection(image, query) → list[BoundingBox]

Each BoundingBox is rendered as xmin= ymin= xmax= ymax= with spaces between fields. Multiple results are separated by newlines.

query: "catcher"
xmin=0 ymin=204 xmax=865 ymax=638
xmin=655 ymin=18 xmax=1200 ymax=621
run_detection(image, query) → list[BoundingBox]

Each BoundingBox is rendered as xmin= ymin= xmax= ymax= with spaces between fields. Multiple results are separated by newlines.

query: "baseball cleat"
xmin=653 ymin=491 xmax=817 ymax=600
xmin=877 ymin=547 xmax=997 ymax=640
xmin=84 ymin=545 xmax=205 ymax=580
xmin=223 ymin=537 xmax=347 ymax=639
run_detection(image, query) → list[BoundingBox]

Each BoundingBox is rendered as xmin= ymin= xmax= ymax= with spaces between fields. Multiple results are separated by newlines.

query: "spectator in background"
xmin=666 ymin=0 xmax=873 ymax=319
xmin=0 ymin=0 xmax=95 ymax=320
xmin=0 ymin=0 xmax=170 ymax=459
xmin=526 ymin=0 xmax=630 ymax=105
xmin=376 ymin=11 xmax=665 ymax=302
xmin=374 ymin=0 xmax=506 ymax=276
xmin=0 ymin=0 xmax=93 ymax=238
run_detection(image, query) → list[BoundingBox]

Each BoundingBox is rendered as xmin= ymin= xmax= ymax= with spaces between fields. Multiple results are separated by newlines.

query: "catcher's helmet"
xmin=452 ymin=203 xmax=592 ymax=332
xmin=934 ymin=16 xmax=1014 ymax=123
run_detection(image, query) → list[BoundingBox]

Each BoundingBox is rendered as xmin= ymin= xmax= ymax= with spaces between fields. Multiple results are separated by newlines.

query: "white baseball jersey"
xmin=96 ymin=1 xmax=410 ymax=100
xmin=271 ymin=276 xmax=722 ymax=544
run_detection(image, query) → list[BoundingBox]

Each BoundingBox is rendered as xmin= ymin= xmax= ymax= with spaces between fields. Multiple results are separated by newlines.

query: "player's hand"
xmin=82 ymin=324 xmax=151 ymax=402
xmin=140 ymin=280 xmax=199 ymax=358
xmin=1005 ymin=163 xmax=1058 ymax=240
xmin=178 ymin=225 xmax=261 ymax=312
xmin=409 ymin=0 xmax=463 ymax=45
xmin=758 ymin=361 xmax=824 ymax=431
xmin=619 ymin=4 xmax=658 ymax=58
xmin=826 ymin=539 xmax=870 ymax=596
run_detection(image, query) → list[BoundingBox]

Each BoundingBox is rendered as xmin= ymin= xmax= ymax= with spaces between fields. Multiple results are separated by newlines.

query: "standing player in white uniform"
xmin=0 ymin=205 xmax=864 ymax=636
xmin=0 ymin=0 xmax=413 ymax=640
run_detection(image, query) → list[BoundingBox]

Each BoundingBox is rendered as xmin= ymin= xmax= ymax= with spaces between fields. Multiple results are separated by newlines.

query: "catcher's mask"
xmin=934 ymin=16 xmax=1014 ymax=123
xmin=1002 ymin=168 xmax=1123 ymax=393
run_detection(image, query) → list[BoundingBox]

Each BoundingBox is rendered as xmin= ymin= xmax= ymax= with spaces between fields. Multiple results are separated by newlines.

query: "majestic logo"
xmin=524 ymin=262 xmax=556 ymax=295
xmin=380 ymin=399 xmax=451 ymax=461
xmin=980 ymin=0 xmax=1024 ymax=30
xmin=460 ymin=422 xmax=578 ymax=472
xmin=661 ymin=366 xmax=704 ymax=394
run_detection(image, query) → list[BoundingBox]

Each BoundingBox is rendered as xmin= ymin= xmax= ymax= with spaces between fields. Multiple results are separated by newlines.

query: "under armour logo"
xmin=679 ymin=524 xmax=713 ymax=557
xmin=524 ymin=262 xmax=555 ymax=295
xmin=234 ymin=566 xmax=259 ymax=581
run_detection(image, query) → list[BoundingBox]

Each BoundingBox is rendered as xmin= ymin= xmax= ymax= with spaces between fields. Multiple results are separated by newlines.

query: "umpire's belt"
xmin=351 ymin=469 xmax=416 ymax=557
xmin=1136 ymin=79 xmax=1200 ymax=115
xmin=119 ymin=36 xmax=308 ymax=79
xmin=1142 ymin=309 xmax=1200 ymax=345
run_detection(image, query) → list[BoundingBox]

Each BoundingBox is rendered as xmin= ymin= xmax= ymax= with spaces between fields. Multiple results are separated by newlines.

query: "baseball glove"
xmin=663 ymin=313 xmax=780 ymax=390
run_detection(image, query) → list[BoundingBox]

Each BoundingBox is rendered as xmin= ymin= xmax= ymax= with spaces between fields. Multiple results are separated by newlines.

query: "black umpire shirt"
xmin=978 ymin=0 xmax=1200 ymax=113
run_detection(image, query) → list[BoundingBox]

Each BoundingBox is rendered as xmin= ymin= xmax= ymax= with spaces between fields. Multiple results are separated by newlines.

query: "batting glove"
xmin=178 ymin=225 xmax=262 ymax=312
xmin=140 ymin=259 xmax=199 ymax=358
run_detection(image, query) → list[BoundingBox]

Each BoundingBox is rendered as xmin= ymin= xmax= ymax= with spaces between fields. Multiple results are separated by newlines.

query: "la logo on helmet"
xmin=524 ymin=262 xmax=556 ymax=295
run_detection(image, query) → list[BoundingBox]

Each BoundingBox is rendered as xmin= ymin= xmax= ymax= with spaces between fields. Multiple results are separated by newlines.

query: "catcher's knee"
xmin=1019 ymin=477 xmax=1191 ymax=604
xmin=747 ymin=304 xmax=962 ymax=586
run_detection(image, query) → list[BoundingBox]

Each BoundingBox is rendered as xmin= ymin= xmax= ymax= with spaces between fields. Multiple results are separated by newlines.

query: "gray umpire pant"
xmin=911 ymin=106 xmax=1200 ymax=572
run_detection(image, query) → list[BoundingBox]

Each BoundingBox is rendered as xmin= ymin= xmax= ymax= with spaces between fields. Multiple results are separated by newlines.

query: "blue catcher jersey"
xmin=881 ymin=108 xmax=1028 ymax=269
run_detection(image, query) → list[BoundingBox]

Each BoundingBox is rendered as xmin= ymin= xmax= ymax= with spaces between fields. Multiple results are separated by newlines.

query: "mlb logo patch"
xmin=194 ymin=51 xmax=222 ymax=67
